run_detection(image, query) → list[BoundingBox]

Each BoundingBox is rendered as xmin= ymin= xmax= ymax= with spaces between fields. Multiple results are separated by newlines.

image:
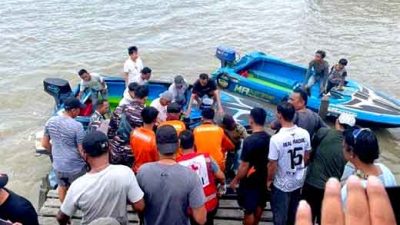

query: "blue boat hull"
xmin=212 ymin=51 xmax=400 ymax=127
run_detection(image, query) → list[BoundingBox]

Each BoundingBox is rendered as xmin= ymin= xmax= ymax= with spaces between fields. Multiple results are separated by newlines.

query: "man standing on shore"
xmin=137 ymin=125 xmax=207 ymax=225
xmin=267 ymin=102 xmax=311 ymax=225
xmin=41 ymin=97 xmax=87 ymax=202
xmin=230 ymin=107 xmax=270 ymax=225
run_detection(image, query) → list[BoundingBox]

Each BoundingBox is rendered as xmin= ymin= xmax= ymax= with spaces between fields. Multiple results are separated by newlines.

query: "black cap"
xmin=167 ymin=102 xmax=182 ymax=113
xmin=156 ymin=125 xmax=178 ymax=154
xmin=0 ymin=173 xmax=8 ymax=189
xmin=64 ymin=97 xmax=85 ymax=110
xmin=82 ymin=131 xmax=109 ymax=157
xmin=174 ymin=75 xmax=185 ymax=85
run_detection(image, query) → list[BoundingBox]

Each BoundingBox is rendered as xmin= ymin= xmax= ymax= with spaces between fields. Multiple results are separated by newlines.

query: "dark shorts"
xmin=237 ymin=187 xmax=268 ymax=215
xmin=55 ymin=167 xmax=86 ymax=187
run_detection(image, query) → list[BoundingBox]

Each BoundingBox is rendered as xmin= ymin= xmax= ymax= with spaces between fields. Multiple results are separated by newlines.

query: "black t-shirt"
xmin=192 ymin=79 xmax=217 ymax=98
xmin=0 ymin=189 xmax=39 ymax=225
xmin=240 ymin=131 xmax=270 ymax=188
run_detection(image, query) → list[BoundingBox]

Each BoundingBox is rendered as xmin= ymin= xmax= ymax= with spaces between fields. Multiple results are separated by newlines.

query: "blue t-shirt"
xmin=341 ymin=163 xmax=397 ymax=207
xmin=44 ymin=115 xmax=86 ymax=173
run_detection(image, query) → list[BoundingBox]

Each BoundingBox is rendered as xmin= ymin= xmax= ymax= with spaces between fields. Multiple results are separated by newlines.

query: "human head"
xmin=159 ymin=91 xmax=173 ymax=106
xmin=96 ymin=99 xmax=109 ymax=115
xmin=314 ymin=50 xmax=326 ymax=61
xmin=335 ymin=113 xmax=356 ymax=131
xmin=249 ymin=107 xmax=267 ymax=127
xmin=201 ymin=108 xmax=215 ymax=122
xmin=166 ymin=102 xmax=182 ymax=120
xmin=337 ymin=58 xmax=348 ymax=70
xmin=78 ymin=69 xmax=91 ymax=82
xmin=222 ymin=114 xmax=236 ymax=131
xmin=289 ymin=88 xmax=307 ymax=110
xmin=128 ymin=46 xmax=139 ymax=61
xmin=174 ymin=75 xmax=185 ymax=89
xmin=82 ymin=131 xmax=109 ymax=158
xmin=133 ymin=85 xmax=149 ymax=103
xmin=179 ymin=130 xmax=194 ymax=151
xmin=156 ymin=125 xmax=179 ymax=156
xmin=64 ymin=97 xmax=85 ymax=118
xmin=277 ymin=102 xmax=295 ymax=123
xmin=343 ymin=128 xmax=379 ymax=165
xmin=0 ymin=173 xmax=8 ymax=190
xmin=199 ymin=73 xmax=209 ymax=86
xmin=141 ymin=106 xmax=159 ymax=125
xmin=128 ymin=82 xmax=139 ymax=98
xmin=141 ymin=67 xmax=152 ymax=81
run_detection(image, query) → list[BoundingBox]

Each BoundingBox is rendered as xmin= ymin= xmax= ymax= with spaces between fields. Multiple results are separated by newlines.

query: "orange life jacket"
xmin=177 ymin=152 xmax=218 ymax=212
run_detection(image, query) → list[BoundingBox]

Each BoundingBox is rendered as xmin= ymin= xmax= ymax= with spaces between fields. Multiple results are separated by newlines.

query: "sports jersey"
xmin=268 ymin=125 xmax=311 ymax=192
xmin=130 ymin=127 xmax=158 ymax=173
xmin=193 ymin=123 xmax=234 ymax=171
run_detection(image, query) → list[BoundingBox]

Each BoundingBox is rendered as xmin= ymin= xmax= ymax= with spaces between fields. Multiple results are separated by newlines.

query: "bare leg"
xmin=243 ymin=213 xmax=255 ymax=225
xmin=253 ymin=207 xmax=263 ymax=225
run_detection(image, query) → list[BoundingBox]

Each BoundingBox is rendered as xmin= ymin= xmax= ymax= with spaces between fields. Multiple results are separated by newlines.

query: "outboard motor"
xmin=216 ymin=46 xmax=236 ymax=67
xmin=43 ymin=78 xmax=74 ymax=109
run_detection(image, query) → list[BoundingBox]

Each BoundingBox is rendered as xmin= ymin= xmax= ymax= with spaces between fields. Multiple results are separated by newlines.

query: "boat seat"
xmin=248 ymin=70 xmax=298 ymax=89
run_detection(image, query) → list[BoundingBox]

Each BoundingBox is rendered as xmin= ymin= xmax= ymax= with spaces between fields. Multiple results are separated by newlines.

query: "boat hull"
xmin=212 ymin=51 xmax=400 ymax=128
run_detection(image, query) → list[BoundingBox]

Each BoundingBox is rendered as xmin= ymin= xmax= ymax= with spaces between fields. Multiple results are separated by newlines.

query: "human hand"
xmin=266 ymin=180 xmax=273 ymax=191
xmin=295 ymin=175 xmax=396 ymax=225
xmin=218 ymin=107 xmax=224 ymax=115
xmin=229 ymin=179 xmax=238 ymax=192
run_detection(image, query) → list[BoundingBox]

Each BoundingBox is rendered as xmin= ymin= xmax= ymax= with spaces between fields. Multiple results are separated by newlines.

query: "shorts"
xmin=237 ymin=187 xmax=268 ymax=215
xmin=55 ymin=167 xmax=86 ymax=187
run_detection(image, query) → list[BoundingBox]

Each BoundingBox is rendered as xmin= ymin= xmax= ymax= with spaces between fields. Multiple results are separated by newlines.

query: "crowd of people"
xmin=0 ymin=46 xmax=398 ymax=225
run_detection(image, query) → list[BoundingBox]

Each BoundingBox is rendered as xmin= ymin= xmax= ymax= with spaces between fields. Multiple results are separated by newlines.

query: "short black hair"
xmin=199 ymin=73 xmax=209 ymax=80
xmin=128 ymin=82 xmax=139 ymax=92
xmin=141 ymin=107 xmax=159 ymax=124
xmin=134 ymin=85 xmax=149 ymax=99
xmin=250 ymin=107 xmax=266 ymax=126
xmin=277 ymin=102 xmax=295 ymax=122
xmin=343 ymin=128 xmax=379 ymax=164
xmin=179 ymin=130 xmax=194 ymax=149
xmin=96 ymin=99 xmax=108 ymax=108
xmin=141 ymin=67 xmax=152 ymax=74
xmin=201 ymin=108 xmax=215 ymax=120
xmin=316 ymin=50 xmax=326 ymax=58
xmin=78 ymin=69 xmax=88 ymax=76
xmin=339 ymin=58 xmax=348 ymax=66
xmin=128 ymin=46 xmax=138 ymax=55
xmin=222 ymin=114 xmax=236 ymax=130
xmin=293 ymin=87 xmax=308 ymax=105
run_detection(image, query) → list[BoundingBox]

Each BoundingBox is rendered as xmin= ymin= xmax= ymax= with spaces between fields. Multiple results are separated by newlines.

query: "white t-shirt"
xmin=60 ymin=165 xmax=144 ymax=225
xmin=80 ymin=73 xmax=104 ymax=92
xmin=124 ymin=57 xmax=144 ymax=84
xmin=268 ymin=125 xmax=311 ymax=192
xmin=150 ymin=97 xmax=167 ymax=122
xmin=168 ymin=82 xmax=188 ymax=102
xmin=122 ymin=75 xmax=149 ymax=103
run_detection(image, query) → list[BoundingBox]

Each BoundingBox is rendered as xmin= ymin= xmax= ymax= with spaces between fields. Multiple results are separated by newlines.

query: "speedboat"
xmin=212 ymin=46 xmax=400 ymax=127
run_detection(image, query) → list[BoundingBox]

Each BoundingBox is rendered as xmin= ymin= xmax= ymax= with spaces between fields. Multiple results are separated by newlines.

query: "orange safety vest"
xmin=130 ymin=127 xmax=158 ymax=173
xmin=193 ymin=123 xmax=234 ymax=171
xmin=177 ymin=152 xmax=218 ymax=212
xmin=159 ymin=120 xmax=186 ymax=135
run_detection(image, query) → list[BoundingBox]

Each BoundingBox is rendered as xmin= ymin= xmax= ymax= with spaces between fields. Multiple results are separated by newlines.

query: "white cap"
xmin=338 ymin=113 xmax=356 ymax=127
xmin=159 ymin=91 xmax=173 ymax=101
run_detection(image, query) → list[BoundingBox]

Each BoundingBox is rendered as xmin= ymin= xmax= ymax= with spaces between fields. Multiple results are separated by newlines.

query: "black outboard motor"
xmin=216 ymin=46 xmax=236 ymax=67
xmin=43 ymin=78 xmax=74 ymax=109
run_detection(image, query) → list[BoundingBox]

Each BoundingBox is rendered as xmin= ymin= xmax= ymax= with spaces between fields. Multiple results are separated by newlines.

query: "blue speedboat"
xmin=212 ymin=46 xmax=400 ymax=127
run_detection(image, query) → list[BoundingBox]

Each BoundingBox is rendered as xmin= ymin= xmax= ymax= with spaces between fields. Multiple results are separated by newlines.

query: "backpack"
xmin=116 ymin=108 xmax=132 ymax=143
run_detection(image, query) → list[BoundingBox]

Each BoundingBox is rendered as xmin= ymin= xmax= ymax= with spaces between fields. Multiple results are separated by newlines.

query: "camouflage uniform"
xmin=107 ymin=100 xmax=144 ymax=167
xmin=88 ymin=110 xmax=106 ymax=131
